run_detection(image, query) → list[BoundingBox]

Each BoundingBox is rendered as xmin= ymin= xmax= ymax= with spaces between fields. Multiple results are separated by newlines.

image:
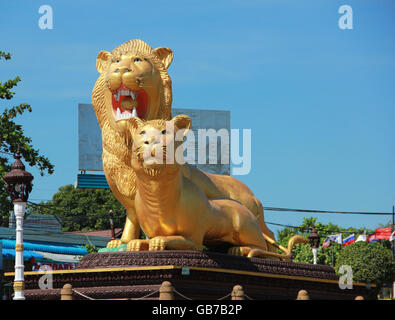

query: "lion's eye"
xmin=161 ymin=130 xmax=167 ymax=134
xmin=140 ymin=130 xmax=146 ymax=135
xmin=134 ymin=58 xmax=142 ymax=62
xmin=115 ymin=59 xmax=120 ymax=63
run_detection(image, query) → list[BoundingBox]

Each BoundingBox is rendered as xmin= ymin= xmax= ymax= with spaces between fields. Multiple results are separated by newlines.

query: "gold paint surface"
xmin=92 ymin=39 xmax=173 ymax=245
xmin=91 ymin=39 xmax=305 ymax=259
xmin=15 ymin=244 xmax=24 ymax=252
xmin=125 ymin=116 xmax=306 ymax=260
xmin=13 ymin=281 xmax=25 ymax=291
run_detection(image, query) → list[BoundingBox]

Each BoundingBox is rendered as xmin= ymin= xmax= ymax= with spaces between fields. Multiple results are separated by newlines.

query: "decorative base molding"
xmin=6 ymin=251 xmax=374 ymax=300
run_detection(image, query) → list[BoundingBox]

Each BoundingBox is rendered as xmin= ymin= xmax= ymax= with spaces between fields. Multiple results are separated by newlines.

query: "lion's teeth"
xmin=130 ymin=91 xmax=137 ymax=100
xmin=114 ymin=90 xmax=137 ymax=100
xmin=114 ymin=92 xmax=120 ymax=102
xmin=131 ymin=108 xmax=137 ymax=117
xmin=116 ymin=108 xmax=136 ymax=121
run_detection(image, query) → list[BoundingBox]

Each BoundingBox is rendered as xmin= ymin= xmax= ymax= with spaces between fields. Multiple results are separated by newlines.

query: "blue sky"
xmin=1 ymin=0 xmax=394 ymax=236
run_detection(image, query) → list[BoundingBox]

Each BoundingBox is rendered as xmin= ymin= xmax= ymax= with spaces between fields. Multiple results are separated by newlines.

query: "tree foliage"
xmin=276 ymin=217 xmax=395 ymax=288
xmin=28 ymin=184 xmax=126 ymax=232
xmin=335 ymin=241 xmax=394 ymax=288
xmin=276 ymin=217 xmax=374 ymax=266
xmin=0 ymin=51 xmax=54 ymax=226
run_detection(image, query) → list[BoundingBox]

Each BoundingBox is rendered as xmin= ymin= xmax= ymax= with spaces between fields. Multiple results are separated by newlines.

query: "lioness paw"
xmin=106 ymin=240 xmax=122 ymax=248
xmin=149 ymin=237 xmax=166 ymax=251
xmin=126 ymin=239 xmax=149 ymax=251
xmin=228 ymin=246 xmax=251 ymax=257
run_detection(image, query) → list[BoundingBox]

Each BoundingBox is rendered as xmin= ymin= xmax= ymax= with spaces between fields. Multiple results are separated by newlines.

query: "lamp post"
xmin=308 ymin=226 xmax=320 ymax=265
xmin=3 ymin=149 xmax=33 ymax=300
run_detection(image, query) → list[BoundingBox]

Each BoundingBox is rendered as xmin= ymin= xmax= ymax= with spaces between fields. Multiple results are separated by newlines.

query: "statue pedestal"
xmin=9 ymin=251 xmax=374 ymax=300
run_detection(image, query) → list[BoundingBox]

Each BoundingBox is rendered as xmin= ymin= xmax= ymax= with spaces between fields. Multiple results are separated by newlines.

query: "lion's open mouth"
xmin=112 ymin=85 xmax=148 ymax=121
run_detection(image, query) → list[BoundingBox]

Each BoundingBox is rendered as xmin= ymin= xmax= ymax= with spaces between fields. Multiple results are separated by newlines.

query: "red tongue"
xmin=111 ymin=89 xmax=148 ymax=118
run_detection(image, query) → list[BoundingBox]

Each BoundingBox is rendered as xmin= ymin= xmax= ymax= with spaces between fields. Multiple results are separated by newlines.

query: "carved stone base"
xmin=10 ymin=251 xmax=374 ymax=300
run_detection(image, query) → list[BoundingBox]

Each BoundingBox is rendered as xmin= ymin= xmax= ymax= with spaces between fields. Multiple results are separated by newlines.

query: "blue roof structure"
xmin=0 ymin=226 xmax=110 ymax=248
xmin=1 ymin=239 xmax=88 ymax=256
xmin=2 ymin=248 xmax=44 ymax=260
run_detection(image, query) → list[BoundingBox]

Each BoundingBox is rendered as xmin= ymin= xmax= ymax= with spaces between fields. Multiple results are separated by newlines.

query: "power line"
xmin=26 ymin=201 xmax=125 ymax=223
xmin=28 ymin=201 xmax=392 ymax=216
xmin=25 ymin=200 xmax=389 ymax=235
xmin=265 ymin=221 xmax=305 ymax=230
xmin=27 ymin=201 xmax=375 ymax=236
xmin=264 ymin=207 xmax=392 ymax=215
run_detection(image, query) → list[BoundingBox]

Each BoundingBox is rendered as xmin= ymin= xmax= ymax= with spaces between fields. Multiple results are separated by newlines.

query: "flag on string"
xmin=356 ymin=232 xmax=367 ymax=242
xmin=367 ymin=233 xmax=379 ymax=243
xmin=343 ymin=234 xmax=355 ymax=246
xmin=389 ymin=230 xmax=395 ymax=242
xmin=328 ymin=234 xmax=342 ymax=244
xmin=322 ymin=234 xmax=342 ymax=251
xmin=375 ymin=227 xmax=391 ymax=240
xmin=322 ymin=237 xmax=331 ymax=250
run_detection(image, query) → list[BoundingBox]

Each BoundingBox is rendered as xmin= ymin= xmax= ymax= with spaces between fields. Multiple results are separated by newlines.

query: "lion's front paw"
xmin=149 ymin=237 xmax=166 ymax=251
xmin=228 ymin=246 xmax=251 ymax=257
xmin=126 ymin=239 xmax=149 ymax=251
xmin=106 ymin=240 xmax=123 ymax=248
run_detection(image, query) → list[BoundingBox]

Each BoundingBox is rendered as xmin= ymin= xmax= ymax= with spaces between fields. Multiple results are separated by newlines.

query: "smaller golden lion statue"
xmin=123 ymin=115 xmax=307 ymax=260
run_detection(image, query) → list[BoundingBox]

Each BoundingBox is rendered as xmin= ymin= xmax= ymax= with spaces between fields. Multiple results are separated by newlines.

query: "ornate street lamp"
xmin=3 ymin=149 xmax=33 ymax=300
xmin=308 ymin=226 xmax=320 ymax=265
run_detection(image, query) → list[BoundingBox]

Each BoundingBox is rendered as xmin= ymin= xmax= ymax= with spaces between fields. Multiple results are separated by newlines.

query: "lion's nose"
xmin=144 ymin=136 xmax=155 ymax=145
xmin=115 ymin=67 xmax=133 ymax=74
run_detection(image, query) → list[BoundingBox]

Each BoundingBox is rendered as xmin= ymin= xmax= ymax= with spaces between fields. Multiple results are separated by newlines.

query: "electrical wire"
xmin=264 ymin=207 xmax=391 ymax=215
xmin=26 ymin=201 xmax=125 ymax=224
xmin=25 ymin=201 xmax=389 ymax=236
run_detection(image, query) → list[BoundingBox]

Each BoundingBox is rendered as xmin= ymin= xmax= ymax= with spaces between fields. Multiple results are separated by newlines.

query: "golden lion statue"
xmin=123 ymin=115 xmax=306 ymax=260
xmin=92 ymin=39 xmax=173 ymax=246
xmin=91 ymin=38 xmax=304 ymax=256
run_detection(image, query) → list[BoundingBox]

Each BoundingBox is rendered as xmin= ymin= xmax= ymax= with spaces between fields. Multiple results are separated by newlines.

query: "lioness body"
xmin=129 ymin=116 xmax=270 ymax=257
xmin=134 ymin=163 xmax=269 ymax=253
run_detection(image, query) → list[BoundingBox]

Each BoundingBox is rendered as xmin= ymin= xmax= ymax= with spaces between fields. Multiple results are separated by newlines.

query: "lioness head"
xmin=126 ymin=115 xmax=191 ymax=177
xmin=92 ymin=39 xmax=173 ymax=136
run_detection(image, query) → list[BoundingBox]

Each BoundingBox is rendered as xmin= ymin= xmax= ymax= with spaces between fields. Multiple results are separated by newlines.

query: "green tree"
xmin=28 ymin=184 xmax=125 ymax=232
xmin=0 ymin=51 xmax=54 ymax=226
xmin=335 ymin=241 xmax=394 ymax=289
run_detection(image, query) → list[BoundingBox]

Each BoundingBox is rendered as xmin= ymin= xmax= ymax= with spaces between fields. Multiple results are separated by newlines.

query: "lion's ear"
xmin=128 ymin=116 xmax=145 ymax=133
xmin=173 ymin=114 xmax=191 ymax=138
xmin=122 ymin=117 xmax=145 ymax=147
xmin=153 ymin=47 xmax=173 ymax=70
xmin=96 ymin=50 xmax=112 ymax=74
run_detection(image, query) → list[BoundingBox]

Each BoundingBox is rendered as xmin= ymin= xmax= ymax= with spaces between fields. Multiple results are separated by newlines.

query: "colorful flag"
xmin=367 ymin=233 xmax=379 ymax=243
xmin=375 ymin=227 xmax=391 ymax=240
xmin=356 ymin=232 xmax=366 ymax=242
xmin=322 ymin=237 xmax=331 ymax=250
xmin=328 ymin=234 xmax=342 ymax=244
xmin=389 ymin=230 xmax=395 ymax=242
xmin=322 ymin=234 xmax=342 ymax=251
xmin=343 ymin=234 xmax=355 ymax=246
